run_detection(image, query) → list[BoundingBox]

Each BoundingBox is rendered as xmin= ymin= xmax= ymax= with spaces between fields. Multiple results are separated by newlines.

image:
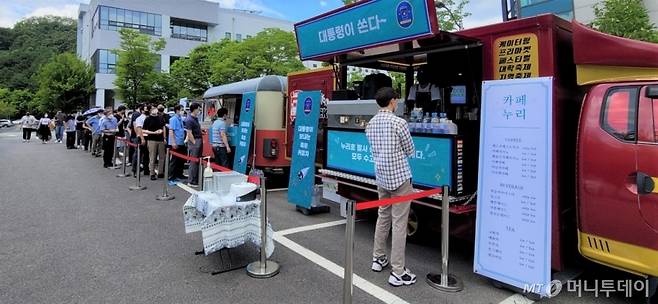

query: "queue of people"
xmin=19 ymin=102 xmax=232 ymax=190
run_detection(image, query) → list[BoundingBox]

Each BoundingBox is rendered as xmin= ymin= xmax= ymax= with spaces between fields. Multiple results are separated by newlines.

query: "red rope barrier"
xmin=355 ymin=188 xmax=443 ymax=211
xmin=169 ymin=150 xmax=200 ymax=163
xmin=124 ymin=140 xmax=138 ymax=148
xmin=207 ymin=162 xmax=231 ymax=172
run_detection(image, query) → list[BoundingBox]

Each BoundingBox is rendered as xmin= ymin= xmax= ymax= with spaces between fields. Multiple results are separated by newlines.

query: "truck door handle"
xmin=637 ymin=172 xmax=655 ymax=195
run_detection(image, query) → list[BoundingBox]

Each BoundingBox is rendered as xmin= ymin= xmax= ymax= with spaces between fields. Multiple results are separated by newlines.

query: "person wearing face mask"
xmin=86 ymin=110 xmax=103 ymax=156
xmin=142 ymin=106 xmax=167 ymax=180
xmin=406 ymin=68 xmax=441 ymax=114
xmin=38 ymin=113 xmax=52 ymax=144
xmin=100 ymin=108 xmax=119 ymax=168
xmin=184 ymin=102 xmax=203 ymax=188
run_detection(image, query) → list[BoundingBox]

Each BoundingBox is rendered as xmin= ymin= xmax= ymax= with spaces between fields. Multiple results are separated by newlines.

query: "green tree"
xmin=148 ymin=72 xmax=179 ymax=106
xmin=113 ymin=28 xmax=166 ymax=108
xmin=341 ymin=0 xmax=470 ymax=31
xmin=591 ymin=0 xmax=658 ymax=43
xmin=170 ymin=42 xmax=225 ymax=98
xmin=34 ymin=53 xmax=94 ymax=113
xmin=210 ymin=29 xmax=305 ymax=85
xmin=0 ymin=100 xmax=17 ymax=118
xmin=0 ymin=16 xmax=76 ymax=91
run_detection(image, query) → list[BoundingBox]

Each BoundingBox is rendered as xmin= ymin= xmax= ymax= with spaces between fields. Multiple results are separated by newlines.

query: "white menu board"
xmin=474 ymin=77 xmax=553 ymax=297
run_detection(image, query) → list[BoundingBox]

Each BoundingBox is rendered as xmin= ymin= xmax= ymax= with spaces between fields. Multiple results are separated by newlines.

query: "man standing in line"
xmin=168 ymin=105 xmax=187 ymax=181
xmin=184 ymin=103 xmax=203 ymax=188
xmin=143 ymin=106 xmax=166 ymax=180
xmin=100 ymin=108 xmax=119 ymax=168
xmin=365 ymin=87 xmax=417 ymax=287
xmin=20 ymin=112 xmax=36 ymax=143
xmin=210 ymin=108 xmax=231 ymax=168
xmin=54 ymin=111 xmax=65 ymax=143
xmin=86 ymin=111 xmax=103 ymax=156
xmin=114 ymin=105 xmax=127 ymax=166
xmin=132 ymin=104 xmax=150 ymax=177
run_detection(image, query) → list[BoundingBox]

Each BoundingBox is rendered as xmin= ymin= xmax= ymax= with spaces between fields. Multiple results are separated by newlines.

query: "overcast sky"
xmin=1 ymin=0 xmax=502 ymax=30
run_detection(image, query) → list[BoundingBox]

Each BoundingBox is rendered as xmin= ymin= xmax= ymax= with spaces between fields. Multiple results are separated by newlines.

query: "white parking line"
xmin=274 ymin=234 xmax=410 ymax=304
xmin=276 ymin=219 xmax=346 ymax=236
xmin=175 ymin=183 xmax=410 ymax=303
xmin=497 ymin=293 xmax=534 ymax=304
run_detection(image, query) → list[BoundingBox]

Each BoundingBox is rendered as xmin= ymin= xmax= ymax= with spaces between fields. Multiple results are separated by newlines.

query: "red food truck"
xmin=291 ymin=3 xmax=658 ymax=298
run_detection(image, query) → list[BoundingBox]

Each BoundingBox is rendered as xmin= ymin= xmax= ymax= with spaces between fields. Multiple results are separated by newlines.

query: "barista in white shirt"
xmin=407 ymin=69 xmax=441 ymax=114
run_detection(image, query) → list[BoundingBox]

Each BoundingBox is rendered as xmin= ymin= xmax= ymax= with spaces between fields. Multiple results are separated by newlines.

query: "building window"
xmin=170 ymin=18 xmax=208 ymax=42
xmin=519 ymin=0 xmax=549 ymax=7
xmin=225 ymin=32 xmax=231 ymax=40
xmin=601 ymin=87 xmax=639 ymax=141
xmin=236 ymin=33 xmax=242 ymax=42
xmin=170 ymin=56 xmax=182 ymax=66
xmin=92 ymin=49 xmax=118 ymax=74
xmin=96 ymin=5 xmax=162 ymax=36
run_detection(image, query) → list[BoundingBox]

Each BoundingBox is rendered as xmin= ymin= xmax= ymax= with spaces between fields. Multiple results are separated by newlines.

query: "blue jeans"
xmin=55 ymin=125 xmax=64 ymax=141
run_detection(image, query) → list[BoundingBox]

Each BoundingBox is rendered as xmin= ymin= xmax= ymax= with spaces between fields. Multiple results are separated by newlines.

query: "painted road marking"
xmin=176 ymin=182 xmax=199 ymax=194
xmin=276 ymin=219 xmax=346 ymax=236
xmin=176 ymin=183 xmax=410 ymax=304
xmin=274 ymin=234 xmax=410 ymax=304
xmin=497 ymin=293 xmax=534 ymax=304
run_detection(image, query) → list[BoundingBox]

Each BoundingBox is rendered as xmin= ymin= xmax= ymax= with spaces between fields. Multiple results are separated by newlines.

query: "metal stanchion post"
xmin=342 ymin=200 xmax=356 ymax=304
xmin=197 ymin=157 xmax=204 ymax=191
xmin=426 ymin=185 xmax=463 ymax=292
xmin=129 ymin=143 xmax=146 ymax=191
xmin=117 ymin=139 xmax=129 ymax=177
xmin=247 ymin=176 xmax=280 ymax=278
xmin=156 ymin=148 xmax=175 ymax=201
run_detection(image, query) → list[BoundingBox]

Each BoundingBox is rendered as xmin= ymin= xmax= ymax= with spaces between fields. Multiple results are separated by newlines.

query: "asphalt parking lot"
xmin=0 ymin=127 xmax=650 ymax=303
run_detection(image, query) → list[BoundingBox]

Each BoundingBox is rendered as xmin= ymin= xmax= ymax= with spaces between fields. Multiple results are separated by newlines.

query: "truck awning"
xmin=572 ymin=21 xmax=658 ymax=85
xmin=203 ymin=75 xmax=287 ymax=99
xmin=324 ymin=31 xmax=481 ymax=72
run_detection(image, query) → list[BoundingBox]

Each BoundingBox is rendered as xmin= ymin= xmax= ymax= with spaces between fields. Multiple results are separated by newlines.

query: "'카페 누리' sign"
xmin=294 ymin=0 xmax=437 ymax=60
xmin=474 ymin=77 xmax=553 ymax=297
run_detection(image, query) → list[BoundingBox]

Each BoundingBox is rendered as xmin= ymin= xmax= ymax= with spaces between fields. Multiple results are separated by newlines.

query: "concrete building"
xmin=573 ymin=0 xmax=658 ymax=25
xmin=76 ymin=0 xmax=298 ymax=108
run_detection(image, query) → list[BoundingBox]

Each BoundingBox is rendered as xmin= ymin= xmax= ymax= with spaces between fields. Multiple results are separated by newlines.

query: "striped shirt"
xmin=365 ymin=110 xmax=415 ymax=191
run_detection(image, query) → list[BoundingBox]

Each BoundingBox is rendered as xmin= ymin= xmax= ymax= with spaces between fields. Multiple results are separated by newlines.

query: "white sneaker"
xmin=388 ymin=268 xmax=417 ymax=287
xmin=371 ymin=256 xmax=389 ymax=272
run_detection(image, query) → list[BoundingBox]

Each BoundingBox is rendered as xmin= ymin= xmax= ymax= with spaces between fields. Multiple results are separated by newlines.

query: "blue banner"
xmin=295 ymin=0 xmax=436 ymax=60
xmin=288 ymin=91 xmax=322 ymax=208
xmin=233 ymin=92 xmax=256 ymax=174
xmin=326 ymin=129 xmax=453 ymax=188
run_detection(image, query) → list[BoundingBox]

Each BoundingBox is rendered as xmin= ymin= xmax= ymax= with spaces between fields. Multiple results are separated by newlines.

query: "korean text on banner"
xmin=288 ymin=91 xmax=322 ymax=208
xmin=474 ymin=77 xmax=553 ymax=297
xmin=233 ymin=92 xmax=256 ymax=174
xmin=294 ymin=0 xmax=437 ymax=60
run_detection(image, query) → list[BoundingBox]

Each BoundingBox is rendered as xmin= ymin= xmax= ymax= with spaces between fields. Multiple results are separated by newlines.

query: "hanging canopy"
xmin=572 ymin=21 xmax=658 ymax=85
xmin=203 ymin=76 xmax=287 ymax=99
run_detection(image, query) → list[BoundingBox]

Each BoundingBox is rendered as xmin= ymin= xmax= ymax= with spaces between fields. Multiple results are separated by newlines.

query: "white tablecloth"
xmin=183 ymin=191 xmax=274 ymax=257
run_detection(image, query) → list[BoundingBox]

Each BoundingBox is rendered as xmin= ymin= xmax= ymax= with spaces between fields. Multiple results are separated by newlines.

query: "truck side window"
xmin=601 ymin=87 xmax=639 ymax=141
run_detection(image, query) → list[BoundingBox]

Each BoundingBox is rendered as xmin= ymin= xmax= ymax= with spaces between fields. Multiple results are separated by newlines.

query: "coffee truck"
xmin=292 ymin=0 xmax=658 ymax=299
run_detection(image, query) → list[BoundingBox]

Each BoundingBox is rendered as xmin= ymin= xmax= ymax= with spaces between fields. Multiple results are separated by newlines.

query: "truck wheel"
xmin=406 ymin=206 xmax=428 ymax=243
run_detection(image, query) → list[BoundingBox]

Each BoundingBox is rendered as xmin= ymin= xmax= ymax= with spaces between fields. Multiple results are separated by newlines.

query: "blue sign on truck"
xmin=294 ymin=0 xmax=437 ymax=60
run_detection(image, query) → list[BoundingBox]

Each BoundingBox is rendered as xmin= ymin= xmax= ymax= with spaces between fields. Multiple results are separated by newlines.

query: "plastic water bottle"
xmin=446 ymin=119 xmax=459 ymax=135
xmin=431 ymin=113 xmax=440 ymax=134
xmin=408 ymin=111 xmax=417 ymax=132
xmin=422 ymin=113 xmax=431 ymax=133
